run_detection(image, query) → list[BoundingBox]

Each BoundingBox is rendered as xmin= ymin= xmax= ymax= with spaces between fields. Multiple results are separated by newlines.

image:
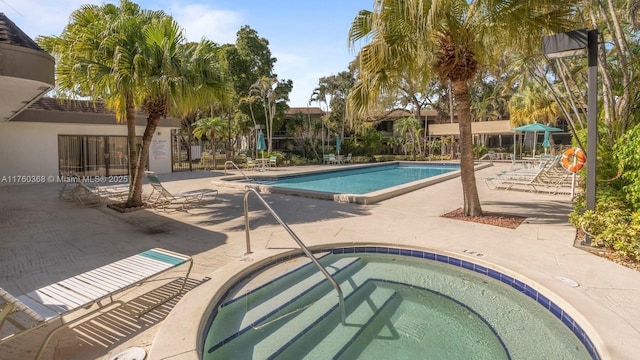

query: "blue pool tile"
xmin=549 ymin=301 xmax=563 ymax=319
xmin=448 ymin=258 xmax=462 ymax=267
xmin=364 ymin=247 xmax=377 ymax=253
xmin=523 ymin=285 xmax=538 ymax=300
xmin=514 ymin=279 xmax=527 ymax=293
xmin=461 ymin=260 xmax=475 ymax=271
xmin=399 ymin=249 xmax=412 ymax=257
xmin=436 ymin=254 xmax=449 ymax=263
xmin=376 ymin=247 xmax=389 ymax=254
xmin=474 ymin=264 xmax=488 ymax=275
xmin=537 ymin=293 xmax=550 ymax=309
xmin=488 ymin=269 xmax=501 ymax=281
xmin=423 ymin=252 xmax=436 ymax=260
xmin=500 ymin=274 xmax=515 ymax=286
xmin=561 ymin=312 xmax=575 ymax=329
xmin=388 ymin=248 xmax=400 ymax=255
xmin=411 ymin=250 xmax=424 ymax=258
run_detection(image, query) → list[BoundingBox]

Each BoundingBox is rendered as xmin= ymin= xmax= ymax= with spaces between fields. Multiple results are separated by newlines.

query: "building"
xmin=0 ymin=13 xmax=178 ymax=184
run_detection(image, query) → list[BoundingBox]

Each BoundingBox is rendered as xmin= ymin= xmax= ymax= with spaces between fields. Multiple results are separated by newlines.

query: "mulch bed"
xmin=442 ymin=208 xmax=526 ymax=229
xmin=107 ymin=202 xmax=146 ymax=213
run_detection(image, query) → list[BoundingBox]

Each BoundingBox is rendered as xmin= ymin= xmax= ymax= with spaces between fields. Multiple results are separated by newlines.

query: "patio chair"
xmin=327 ymin=154 xmax=339 ymax=165
xmin=485 ymin=166 xmax=547 ymax=192
xmin=58 ymin=172 xmax=80 ymax=201
xmin=269 ymin=156 xmax=277 ymax=168
xmin=323 ymin=154 xmax=330 ymax=164
xmin=343 ymin=153 xmax=352 ymax=164
xmin=0 ymin=248 xmax=192 ymax=359
xmin=246 ymin=157 xmax=258 ymax=170
xmin=72 ymin=181 xmax=129 ymax=207
xmin=485 ymin=159 xmax=571 ymax=194
xmin=145 ymin=171 xmax=218 ymax=211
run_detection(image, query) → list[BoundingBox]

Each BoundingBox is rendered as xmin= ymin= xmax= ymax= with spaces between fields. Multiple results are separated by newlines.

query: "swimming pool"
xmin=201 ymin=248 xmax=598 ymax=359
xmin=220 ymin=162 xmax=486 ymax=204
xmin=254 ymin=163 xmax=459 ymax=194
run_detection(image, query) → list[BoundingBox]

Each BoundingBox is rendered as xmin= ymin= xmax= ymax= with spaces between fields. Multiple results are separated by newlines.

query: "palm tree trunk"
xmin=125 ymin=102 xmax=138 ymax=204
xmin=130 ymin=114 xmax=162 ymax=207
xmin=452 ymin=80 xmax=482 ymax=216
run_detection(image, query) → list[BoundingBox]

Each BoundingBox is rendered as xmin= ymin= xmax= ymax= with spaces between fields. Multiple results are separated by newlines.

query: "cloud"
xmin=5 ymin=0 xmax=102 ymax=38
xmin=171 ymin=4 xmax=242 ymax=44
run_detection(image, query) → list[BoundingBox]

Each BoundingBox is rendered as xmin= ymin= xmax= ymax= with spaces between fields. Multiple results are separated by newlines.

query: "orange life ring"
xmin=561 ymin=147 xmax=586 ymax=173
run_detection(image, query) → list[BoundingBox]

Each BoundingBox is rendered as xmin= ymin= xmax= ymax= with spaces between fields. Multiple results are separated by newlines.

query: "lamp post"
xmin=543 ymin=29 xmax=598 ymax=245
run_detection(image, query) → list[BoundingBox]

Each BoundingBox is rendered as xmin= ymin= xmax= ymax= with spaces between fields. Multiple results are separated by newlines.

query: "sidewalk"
xmin=1 ymin=163 xmax=639 ymax=359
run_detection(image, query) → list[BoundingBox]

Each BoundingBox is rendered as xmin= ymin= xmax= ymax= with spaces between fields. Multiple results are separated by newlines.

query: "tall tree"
xmin=39 ymin=0 xmax=228 ymax=207
xmin=192 ymin=116 xmax=226 ymax=170
xmin=348 ymin=0 xmax=578 ymax=216
xmin=508 ymin=82 xmax=561 ymax=127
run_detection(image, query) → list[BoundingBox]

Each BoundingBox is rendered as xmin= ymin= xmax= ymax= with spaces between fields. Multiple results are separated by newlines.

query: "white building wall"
xmin=0 ymin=121 xmax=176 ymax=185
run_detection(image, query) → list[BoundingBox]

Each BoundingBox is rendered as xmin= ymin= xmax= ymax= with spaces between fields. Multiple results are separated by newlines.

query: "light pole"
xmin=543 ymin=29 xmax=598 ymax=245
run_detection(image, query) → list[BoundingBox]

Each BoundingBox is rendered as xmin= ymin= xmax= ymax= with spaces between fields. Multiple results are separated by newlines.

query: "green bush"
xmin=570 ymin=178 xmax=640 ymax=262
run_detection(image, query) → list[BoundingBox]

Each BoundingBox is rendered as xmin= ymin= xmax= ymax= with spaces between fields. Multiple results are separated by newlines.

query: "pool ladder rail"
xmin=243 ymin=188 xmax=346 ymax=325
xmin=224 ymin=161 xmax=250 ymax=180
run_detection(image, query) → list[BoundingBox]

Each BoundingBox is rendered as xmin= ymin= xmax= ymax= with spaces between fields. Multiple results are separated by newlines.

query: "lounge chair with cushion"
xmin=0 ymin=248 xmax=192 ymax=359
xmin=269 ymin=156 xmax=277 ymax=168
xmin=145 ymin=171 xmax=218 ymax=211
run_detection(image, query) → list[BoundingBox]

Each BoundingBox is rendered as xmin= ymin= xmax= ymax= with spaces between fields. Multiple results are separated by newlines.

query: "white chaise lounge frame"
xmin=0 ymin=248 xmax=192 ymax=359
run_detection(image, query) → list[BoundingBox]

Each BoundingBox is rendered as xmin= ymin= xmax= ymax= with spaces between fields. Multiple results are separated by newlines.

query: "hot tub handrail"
xmin=224 ymin=161 xmax=250 ymax=180
xmin=243 ymin=187 xmax=346 ymax=324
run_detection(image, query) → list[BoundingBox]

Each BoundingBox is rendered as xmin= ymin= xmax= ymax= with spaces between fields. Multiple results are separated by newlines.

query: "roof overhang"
xmin=0 ymin=43 xmax=55 ymax=121
xmin=429 ymin=120 xmax=514 ymax=136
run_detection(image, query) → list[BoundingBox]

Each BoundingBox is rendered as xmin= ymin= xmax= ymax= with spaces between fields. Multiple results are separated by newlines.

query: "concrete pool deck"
xmin=1 ymin=163 xmax=639 ymax=359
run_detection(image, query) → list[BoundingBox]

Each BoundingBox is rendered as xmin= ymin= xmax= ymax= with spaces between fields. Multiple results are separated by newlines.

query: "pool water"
xmin=254 ymin=163 xmax=459 ymax=194
xmin=203 ymin=251 xmax=594 ymax=359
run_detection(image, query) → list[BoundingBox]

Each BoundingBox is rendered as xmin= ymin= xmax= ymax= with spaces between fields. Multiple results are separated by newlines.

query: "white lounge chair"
xmin=145 ymin=171 xmax=218 ymax=211
xmin=73 ymin=181 xmax=129 ymax=206
xmin=0 ymin=248 xmax=193 ymax=359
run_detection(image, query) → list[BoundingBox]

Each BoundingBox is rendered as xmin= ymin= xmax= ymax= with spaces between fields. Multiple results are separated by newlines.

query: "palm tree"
xmin=348 ymin=0 xmax=578 ymax=216
xmin=394 ymin=117 xmax=422 ymax=158
xmin=508 ymin=82 xmax=561 ymax=127
xmin=39 ymin=1 xmax=228 ymax=207
xmin=193 ymin=116 xmax=227 ymax=170
xmin=248 ymin=76 xmax=278 ymax=152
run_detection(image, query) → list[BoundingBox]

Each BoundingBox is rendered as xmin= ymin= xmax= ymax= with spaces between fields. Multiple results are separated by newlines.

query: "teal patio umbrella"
xmin=512 ymin=123 xmax=562 ymax=157
xmin=542 ymin=131 xmax=552 ymax=154
xmin=257 ymin=130 xmax=266 ymax=159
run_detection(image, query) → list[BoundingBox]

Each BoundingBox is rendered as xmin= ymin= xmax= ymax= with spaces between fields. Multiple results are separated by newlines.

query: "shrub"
xmin=570 ymin=189 xmax=640 ymax=262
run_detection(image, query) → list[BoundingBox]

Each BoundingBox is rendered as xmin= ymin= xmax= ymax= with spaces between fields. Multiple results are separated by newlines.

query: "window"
xmin=58 ymin=135 xmax=142 ymax=177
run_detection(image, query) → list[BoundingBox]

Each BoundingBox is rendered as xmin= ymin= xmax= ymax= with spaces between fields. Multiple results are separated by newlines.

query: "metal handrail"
xmin=224 ymin=161 xmax=249 ymax=180
xmin=243 ymin=188 xmax=345 ymax=324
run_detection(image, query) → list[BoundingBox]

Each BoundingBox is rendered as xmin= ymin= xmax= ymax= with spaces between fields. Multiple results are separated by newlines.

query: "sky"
xmin=2 ymin=0 xmax=372 ymax=107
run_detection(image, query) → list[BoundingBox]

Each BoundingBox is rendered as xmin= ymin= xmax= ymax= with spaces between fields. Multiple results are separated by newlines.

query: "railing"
xmin=224 ymin=161 xmax=249 ymax=180
xmin=243 ymin=188 xmax=346 ymax=324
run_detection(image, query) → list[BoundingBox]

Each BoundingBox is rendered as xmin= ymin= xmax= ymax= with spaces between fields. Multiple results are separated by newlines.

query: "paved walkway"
xmin=1 ymin=164 xmax=639 ymax=359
